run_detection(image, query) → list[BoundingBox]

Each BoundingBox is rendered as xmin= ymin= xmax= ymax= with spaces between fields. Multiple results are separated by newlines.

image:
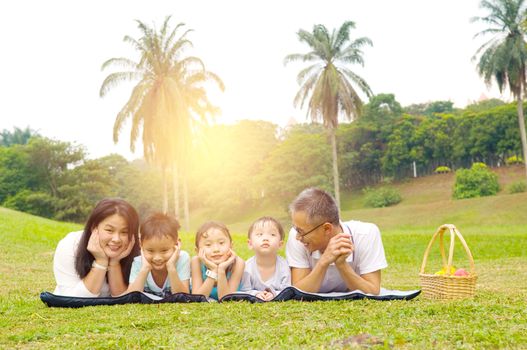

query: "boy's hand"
xmin=140 ymin=250 xmax=152 ymax=272
xmin=199 ymin=248 xmax=218 ymax=271
xmin=167 ymin=241 xmax=181 ymax=271
xmin=87 ymin=229 xmax=108 ymax=265
xmin=255 ymin=290 xmax=274 ymax=301
xmin=109 ymin=235 xmax=135 ymax=267
xmin=218 ymin=250 xmax=236 ymax=272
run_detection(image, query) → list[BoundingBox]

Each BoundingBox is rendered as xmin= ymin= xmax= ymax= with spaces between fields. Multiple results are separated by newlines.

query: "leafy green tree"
xmin=100 ymin=16 xmax=223 ymax=229
xmin=0 ymin=126 xmax=38 ymax=146
xmin=464 ymin=98 xmax=505 ymax=113
xmin=25 ymin=137 xmax=85 ymax=197
xmin=424 ymin=101 xmax=455 ymax=115
xmin=472 ymin=0 xmax=527 ymax=180
xmin=0 ymin=146 xmax=37 ymax=203
xmin=260 ymin=130 xmax=332 ymax=201
xmin=285 ymin=21 xmax=373 ymax=208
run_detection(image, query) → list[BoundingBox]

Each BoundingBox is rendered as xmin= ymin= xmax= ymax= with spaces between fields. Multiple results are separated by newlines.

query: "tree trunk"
xmin=162 ymin=168 xmax=168 ymax=214
xmin=172 ymin=165 xmax=180 ymax=219
xmin=183 ymin=174 xmax=190 ymax=231
xmin=517 ymin=94 xmax=527 ymax=181
xmin=329 ymin=127 xmax=341 ymax=210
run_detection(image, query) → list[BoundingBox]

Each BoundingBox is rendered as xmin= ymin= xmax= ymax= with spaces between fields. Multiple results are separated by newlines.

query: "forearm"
xmin=82 ymin=265 xmax=108 ymax=295
xmin=167 ymin=269 xmax=189 ymax=293
xmin=107 ymin=263 xmax=128 ymax=296
xmin=336 ymin=263 xmax=381 ymax=294
xmin=217 ymin=271 xmax=235 ymax=299
xmin=126 ymin=269 xmax=150 ymax=294
xmin=292 ymin=263 xmax=329 ymax=293
xmin=192 ymin=277 xmax=215 ymax=296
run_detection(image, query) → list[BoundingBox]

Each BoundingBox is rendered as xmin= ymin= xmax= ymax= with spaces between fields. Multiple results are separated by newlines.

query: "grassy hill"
xmin=200 ymin=164 xmax=527 ymax=235
xmin=1 ymin=166 xmax=526 ymax=348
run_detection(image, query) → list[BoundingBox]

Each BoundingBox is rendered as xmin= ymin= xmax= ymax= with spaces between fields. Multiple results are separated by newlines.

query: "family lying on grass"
xmin=53 ymin=188 xmax=387 ymax=301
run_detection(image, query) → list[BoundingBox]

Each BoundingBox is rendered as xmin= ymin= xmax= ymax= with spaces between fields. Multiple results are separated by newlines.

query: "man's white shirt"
xmin=286 ymin=220 xmax=388 ymax=293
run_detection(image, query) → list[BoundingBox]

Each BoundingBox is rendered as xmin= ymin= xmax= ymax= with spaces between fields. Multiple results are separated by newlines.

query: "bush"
xmin=453 ymin=163 xmax=499 ymax=199
xmin=508 ymin=181 xmax=527 ymax=194
xmin=434 ymin=166 xmax=451 ymax=174
xmin=3 ymin=190 xmax=58 ymax=218
xmin=506 ymin=155 xmax=523 ymax=165
xmin=363 ymin=187 xmax=402 ymax=208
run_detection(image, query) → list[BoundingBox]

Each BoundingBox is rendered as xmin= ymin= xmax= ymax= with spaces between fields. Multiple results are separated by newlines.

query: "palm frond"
xmin=340 ymin=68 xmax=373 ymax=98
xmin=333 ymin=21 xmax=356 ymax=51
xmin=283 ymin=53 xmax=317 ymax=65
xmin=101 ymin=57 xmax=139 ymax=71
xmin=99 ymin=71 xmax=142 ymax=97
xmin=295 ymin=63 xmax=322 ymax=85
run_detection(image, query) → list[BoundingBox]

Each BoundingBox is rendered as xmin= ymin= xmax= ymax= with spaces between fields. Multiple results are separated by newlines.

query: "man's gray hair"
xmin=289 ymin=188 xmax=340 ymax=225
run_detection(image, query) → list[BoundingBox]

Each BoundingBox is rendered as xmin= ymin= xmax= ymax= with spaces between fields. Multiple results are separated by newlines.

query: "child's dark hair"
xmin=195 ymin=221 xmax=232 ymax=248
xmin=248 ymin=216 xmax=285 ymax=239
xmin=140 ymin=212 xmax=180 ymax=242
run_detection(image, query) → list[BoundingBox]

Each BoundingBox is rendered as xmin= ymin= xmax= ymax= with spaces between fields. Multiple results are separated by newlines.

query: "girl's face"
xmin=95 ymin=214 xmax=130 ymax=259
xmin=142 ymin=235 xmax=177 ymax=271
xmin=198 ymin=228 xmax=232 ymax=264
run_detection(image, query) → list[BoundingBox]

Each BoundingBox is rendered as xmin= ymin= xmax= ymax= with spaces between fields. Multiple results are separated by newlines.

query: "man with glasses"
xmin=286 ymin=188 xmax=387 ymax=294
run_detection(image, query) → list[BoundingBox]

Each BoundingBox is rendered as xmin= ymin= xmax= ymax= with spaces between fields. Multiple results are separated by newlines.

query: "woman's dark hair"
xmin=75 ymin=198 xmax=140 ymax=281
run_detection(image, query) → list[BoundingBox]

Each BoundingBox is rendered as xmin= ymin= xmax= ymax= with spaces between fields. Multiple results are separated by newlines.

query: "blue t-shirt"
xmin=199 ymin=263 xmax=241 ymax=300
xmin=129 ymin=250 xmax=190 ymax=297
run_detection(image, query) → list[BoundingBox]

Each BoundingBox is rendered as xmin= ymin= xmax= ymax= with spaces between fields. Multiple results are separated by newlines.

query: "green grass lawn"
xmin=1 ymin=181 xmax=527 ymax=350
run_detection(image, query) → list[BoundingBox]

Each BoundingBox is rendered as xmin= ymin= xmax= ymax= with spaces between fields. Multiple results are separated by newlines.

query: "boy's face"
xmin=142 ymin=235 xmax=178 ymax=271
xmin=198 ymin=228 xmax=232 ymax=264
xmin=248 ymin=221 xmax=283 ymax=255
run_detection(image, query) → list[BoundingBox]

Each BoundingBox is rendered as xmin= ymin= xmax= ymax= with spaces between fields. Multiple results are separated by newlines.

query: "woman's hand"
xmin=87 ymin=229 xmax=109 ymax=265
xmin=218 ymin=250 xmax=236 ymax=272
xmin=167 ymin=241 xmax=181 ymax=271
xmin=198 ymin=248 xmax=218 ymax=271
xmin=109 ymin=235 xmax=136 ymax=267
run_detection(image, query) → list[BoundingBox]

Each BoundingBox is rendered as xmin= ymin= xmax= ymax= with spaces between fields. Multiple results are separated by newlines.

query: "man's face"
xmin=291 ymin=211 xmax=329 ymax=253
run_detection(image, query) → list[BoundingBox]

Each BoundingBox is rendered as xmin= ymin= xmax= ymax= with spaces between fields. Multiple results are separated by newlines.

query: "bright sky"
xmin=0 ymin=0 xmax=506 ymax=159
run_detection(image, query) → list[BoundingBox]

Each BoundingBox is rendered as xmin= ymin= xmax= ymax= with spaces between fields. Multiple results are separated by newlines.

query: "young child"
xmin=240 ymin=216 xmax=291 ymax=301
xmin=126 ymin=213 xmax=190 ymax=297
xmin=190 ymin=221 xmax=245 ymax=300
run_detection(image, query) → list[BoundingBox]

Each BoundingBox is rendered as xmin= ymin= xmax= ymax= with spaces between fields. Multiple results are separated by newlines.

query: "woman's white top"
xmin=53 ymin=230 xmax=111 ymax=297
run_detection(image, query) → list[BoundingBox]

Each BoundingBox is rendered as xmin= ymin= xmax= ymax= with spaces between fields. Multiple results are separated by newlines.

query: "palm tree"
xmin=472 ymin=0 xmax=527 ymax=180
xmin=284 ymin=21 xmax=373 ymax=208
xmin=100 ymin=16 xmax=223 ymax=228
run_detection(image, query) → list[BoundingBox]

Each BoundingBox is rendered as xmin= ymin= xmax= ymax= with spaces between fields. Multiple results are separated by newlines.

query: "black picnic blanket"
xmin=40 ymin=287 xmax=420 ymax=308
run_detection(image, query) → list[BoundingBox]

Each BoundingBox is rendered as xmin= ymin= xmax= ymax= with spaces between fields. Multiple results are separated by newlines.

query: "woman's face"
xmin=198 ymin=228 xmax=232 ymax=264
xmin=94 ymin=214 xmax=130 ymax=259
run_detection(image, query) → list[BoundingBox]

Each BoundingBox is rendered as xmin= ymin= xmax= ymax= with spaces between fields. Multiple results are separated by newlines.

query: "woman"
xmin=53 ymin=198 xmax=140 ymax=297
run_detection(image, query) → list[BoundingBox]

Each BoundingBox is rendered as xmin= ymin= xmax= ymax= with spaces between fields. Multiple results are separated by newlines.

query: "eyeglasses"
xmin=294 ymin=221 xmax=326 ymax=239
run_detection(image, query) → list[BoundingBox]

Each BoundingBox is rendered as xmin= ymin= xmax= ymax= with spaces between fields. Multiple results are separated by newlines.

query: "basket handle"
xmin=419 ymin=224 xmax=476 ymax=275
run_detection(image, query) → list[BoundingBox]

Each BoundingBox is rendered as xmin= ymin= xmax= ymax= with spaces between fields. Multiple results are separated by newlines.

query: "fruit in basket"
xmin=434 ymin=266 xmax=456 ymax=275
xmin=454 ymin=268 xmax=469 ymax=276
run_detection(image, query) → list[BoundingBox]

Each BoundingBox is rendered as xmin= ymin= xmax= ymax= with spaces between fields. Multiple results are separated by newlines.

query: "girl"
xmin=53 ymin=198 xmax=140 ymax=297
xmin=191 ymin=221 xmax=244 ymax=300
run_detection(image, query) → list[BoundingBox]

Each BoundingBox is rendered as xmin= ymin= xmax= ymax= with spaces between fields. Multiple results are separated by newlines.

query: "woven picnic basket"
xmin=419 ymin=224 xmax=477 ymax=299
